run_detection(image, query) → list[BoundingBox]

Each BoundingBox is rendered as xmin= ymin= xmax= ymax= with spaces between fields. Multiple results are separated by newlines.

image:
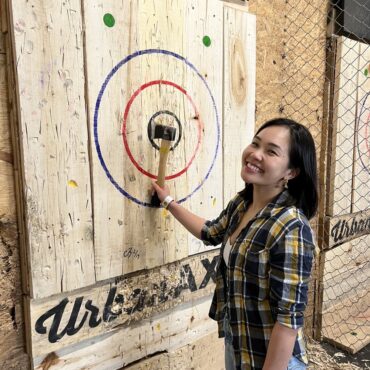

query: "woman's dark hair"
xmin=242 ymin=118 xmax=318 ymax=220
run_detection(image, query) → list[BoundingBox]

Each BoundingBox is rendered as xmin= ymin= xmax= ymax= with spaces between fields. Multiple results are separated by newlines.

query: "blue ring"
xmin=94 ymin=49 xmax=220 ymax=207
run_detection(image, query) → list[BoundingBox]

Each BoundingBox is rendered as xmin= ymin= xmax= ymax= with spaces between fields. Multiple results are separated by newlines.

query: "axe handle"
xmin=156 ymin=139 xmax=172 ymax=187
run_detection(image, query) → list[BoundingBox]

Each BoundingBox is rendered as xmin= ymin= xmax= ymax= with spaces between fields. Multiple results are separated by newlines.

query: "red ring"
xmin=122 ymin=80 xmax=203 ymax=179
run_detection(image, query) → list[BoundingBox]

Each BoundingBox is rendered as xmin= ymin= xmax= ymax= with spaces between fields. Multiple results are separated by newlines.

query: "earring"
xmin=283 ymin=178 xmax=289 ymax=189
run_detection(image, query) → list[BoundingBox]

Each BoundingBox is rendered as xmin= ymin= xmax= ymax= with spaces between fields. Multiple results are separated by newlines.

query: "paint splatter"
xmin=212 ymin=197 xmax=216 ymax=207
xmin=103 ymin=13 xmax=115 ymax=28
xmin=365 ymin=68 xmax=369 ymax=77
xmin=68 ymin=180 xmax=78 ymax=188
xmin=203 ymin=35 xmax=211 ymax=47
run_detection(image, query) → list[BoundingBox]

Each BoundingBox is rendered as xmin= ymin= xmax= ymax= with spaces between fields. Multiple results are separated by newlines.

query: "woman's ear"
xmin=287 ymin=168 xmax=300 ymax=180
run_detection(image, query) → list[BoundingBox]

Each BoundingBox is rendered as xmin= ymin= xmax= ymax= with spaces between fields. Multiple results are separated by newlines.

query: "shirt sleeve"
xmin=200 ymin=197 xmax=236 ymax=246
xmin=269 ymin=221 xmax=316 ymax=329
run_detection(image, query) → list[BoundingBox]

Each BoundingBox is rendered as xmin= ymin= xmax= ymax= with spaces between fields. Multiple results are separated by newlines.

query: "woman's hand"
xmin=151 ymin=181 xmax=206 ymax=240
xmin=152 ymin=181 xmax=170 ymax=203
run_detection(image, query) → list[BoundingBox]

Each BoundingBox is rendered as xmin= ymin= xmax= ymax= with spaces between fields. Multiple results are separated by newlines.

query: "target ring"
xmin=94 ymin=49 xmax=220 ymax=207
xmin=122 ymin=80 xmax=203 ymax=180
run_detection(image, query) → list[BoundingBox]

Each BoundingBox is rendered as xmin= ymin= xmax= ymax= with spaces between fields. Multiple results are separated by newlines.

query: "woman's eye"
xmin=251 ymin=142 xmax=258 ymax=147
xmin=268 ymin=150 xmax=277 ymax=155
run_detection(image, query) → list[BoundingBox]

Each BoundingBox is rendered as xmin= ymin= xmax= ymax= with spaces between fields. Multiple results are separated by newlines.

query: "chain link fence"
xmin=282 ymin=0 xmax=370 ymax=357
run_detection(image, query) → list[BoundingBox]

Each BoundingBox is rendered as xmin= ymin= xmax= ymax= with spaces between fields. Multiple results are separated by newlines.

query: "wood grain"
xmin=8 ymin=0 xmax=95 ymax=298
xmin=223 ymin=4 xmax=256 ymax=203
xmin=34 ymin=297 xmax=217 ymax=369
xmin=327 ymin=37 xmax=359 ymax=216
xmin=29 ymin=250 xmax=219 ymax=359
xmin=352 ymin=41 xmax=370 ymax=212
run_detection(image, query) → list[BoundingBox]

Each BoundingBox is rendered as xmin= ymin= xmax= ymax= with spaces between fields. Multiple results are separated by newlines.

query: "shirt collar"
xmin=246 ymin=189 xmax=295 ymax=219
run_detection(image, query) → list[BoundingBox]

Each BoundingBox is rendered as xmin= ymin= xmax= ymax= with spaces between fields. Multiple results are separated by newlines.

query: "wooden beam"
xmin=323 ymin=234 xmax=370 ymax=311
xmin=326 ymin=36 xmax=360 ymax=216
xmin=124 ymin=330 xmax=224 ymax=370
xmin=7 ymin=0 xmax=95 ymax=298
xmin=222 ymin=0 xmax=249 ymax=12
xmin=223 ymin=4 xmax=256 ymax=203
xmin=0 ymin=42 xmax=30 ymax=370
xmin=29 ymin=250 xmax=219 ymax=360
xmin=352 ymin=41 xmax=370 ymax=212
xmin=322 ymin=289 xmax=370 ymax=354
xmin=33 ymin=296 xmax=218 ymax=369
xmin=0 ymin=0 xmax=7 ymax=35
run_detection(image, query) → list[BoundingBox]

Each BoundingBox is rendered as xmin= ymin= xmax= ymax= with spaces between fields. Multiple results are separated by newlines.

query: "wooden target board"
xmin=84 ymin=1 xmax=224 ymax=281
xmin=353 ymin=41 xmax=370 ymax=212
xmin=8 ymin=0 xmax=256 ymax=365
xmin=328 ymin=36 xmax=370 ymax=217
xmin=328 ymin=37 xmax=360 ymax=217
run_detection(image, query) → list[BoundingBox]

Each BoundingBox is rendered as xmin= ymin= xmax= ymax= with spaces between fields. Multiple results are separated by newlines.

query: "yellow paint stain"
xmin=68 ymin=180 xmax=78 ymax=188
xmin=156 ymin=323 xmax=161 ymax=331
xmin=162 ymin=209 xmax=169 ymax=217
xmin=212 ymin=197 xmax=216 ymax=206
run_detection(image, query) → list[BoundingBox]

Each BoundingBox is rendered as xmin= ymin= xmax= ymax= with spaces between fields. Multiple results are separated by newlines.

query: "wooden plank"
xmin=323 ymin=234 xmax=370 ymax=311
xmin=322 ymin=290 xmax=370 ymax=354
xmin=84 ymin=0 xmax=189 ymax=278
xmin=184 ymin=0 xmax=223 ymax=255
xmin=223 ymin=5 xmax=256 ymax=204
xmin=33 ymin=297 xmax=217 ymax=369
xmin=327 ymin=36 xmax=360 ymax=216
xmin=0 ymin=31 xmax=5 ymax=54
xmin=8 ymin=0 xmax=95 ymax=298
xmin=124 ymin=330 xmax=224 ymax=370
xmin=0 ymin=0 xmax=8 ymax=35
xmin=29 ymin=250 xmax=218 ymax=359
xmin=0 ymin=53 xmax=15 ymax=216
xmin=221 ymin=0 xmax=248 ymax=11
xmin=352 ymin=41 xmax=370 ymax=212
xmin=323 ymin=209 xmax=370 ymax=249
xmin=84 ymin=0 xmax=224 ymax=278
xmin=0 ymin=49 xmax=30 ymax=370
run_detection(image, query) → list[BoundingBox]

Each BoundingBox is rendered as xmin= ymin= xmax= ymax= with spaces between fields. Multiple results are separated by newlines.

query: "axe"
xmin=151 ymin=124 xmax=177 ymax=206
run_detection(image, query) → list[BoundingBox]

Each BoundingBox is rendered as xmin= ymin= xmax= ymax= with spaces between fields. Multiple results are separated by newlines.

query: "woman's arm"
xmin=152 ymin=182 xmax=206 ymax=239
xmin=266 ymin=219 xmax=316 ymax=369
xmin=262 ymin=322 xmax=298 ymax=370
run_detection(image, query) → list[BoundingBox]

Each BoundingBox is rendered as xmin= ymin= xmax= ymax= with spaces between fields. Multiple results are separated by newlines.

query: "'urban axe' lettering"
xmin=330 ymin=215 xmax=370 ymax=244
xmin=35 ymin=256 xmax=219 ymax=343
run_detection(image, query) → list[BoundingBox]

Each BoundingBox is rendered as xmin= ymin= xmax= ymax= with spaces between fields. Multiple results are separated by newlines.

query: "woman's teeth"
xmin=246 ymin=162 xmax=262 ymax=173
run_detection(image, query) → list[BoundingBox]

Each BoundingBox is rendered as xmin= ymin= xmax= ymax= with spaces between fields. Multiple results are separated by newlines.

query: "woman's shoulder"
xmin=273 ymin=204 xmax=311 ymax=230
xmin=226 ymin=192 xmax=247 ymax=212
xmin=268 ymin=206 xmax=317 ymax=251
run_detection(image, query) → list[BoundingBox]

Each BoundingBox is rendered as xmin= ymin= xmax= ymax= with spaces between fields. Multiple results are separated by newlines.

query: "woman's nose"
xmin=250 ymin=148 xmax=263 ymax=161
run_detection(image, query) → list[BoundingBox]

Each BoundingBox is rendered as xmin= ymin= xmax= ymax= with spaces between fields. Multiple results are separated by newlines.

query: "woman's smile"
xmin=244 ymin=162 xmax=264 ymax=174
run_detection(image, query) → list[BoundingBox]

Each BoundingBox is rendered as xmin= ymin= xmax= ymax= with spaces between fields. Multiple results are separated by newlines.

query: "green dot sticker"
xmin=103 ymin=13 xmax=115 ymax=28
xmin=365 ymin=68 xmax=369 ymax=77
xmin=203 ymin=35 xmax=211 ymax=47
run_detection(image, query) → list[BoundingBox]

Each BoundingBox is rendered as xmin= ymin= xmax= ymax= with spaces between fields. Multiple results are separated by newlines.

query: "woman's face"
xmin=241 ymin=125 xmax=297 ymax=188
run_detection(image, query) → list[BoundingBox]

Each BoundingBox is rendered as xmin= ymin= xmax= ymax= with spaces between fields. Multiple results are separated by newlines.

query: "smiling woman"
xmin=152 ymin=117 xmax=319 ymax=370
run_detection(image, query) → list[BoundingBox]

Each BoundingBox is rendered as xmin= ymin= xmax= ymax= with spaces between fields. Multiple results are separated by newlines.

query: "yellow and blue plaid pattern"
xmin=201 ymin=189 xmax=317 ymax=370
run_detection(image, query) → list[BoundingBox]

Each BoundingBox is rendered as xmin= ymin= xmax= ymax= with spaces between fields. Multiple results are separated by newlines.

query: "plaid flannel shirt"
xmin=201 ymin=189 xmax=317 ymax=370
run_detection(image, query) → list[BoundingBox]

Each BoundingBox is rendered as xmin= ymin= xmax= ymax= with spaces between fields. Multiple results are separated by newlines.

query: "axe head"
xmin=153 ymin=124 xmax=176 ymax=141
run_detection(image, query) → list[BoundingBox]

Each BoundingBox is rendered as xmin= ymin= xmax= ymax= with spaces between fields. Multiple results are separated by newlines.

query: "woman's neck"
xmin=250 ymin=184 xmax=284 ymax=212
